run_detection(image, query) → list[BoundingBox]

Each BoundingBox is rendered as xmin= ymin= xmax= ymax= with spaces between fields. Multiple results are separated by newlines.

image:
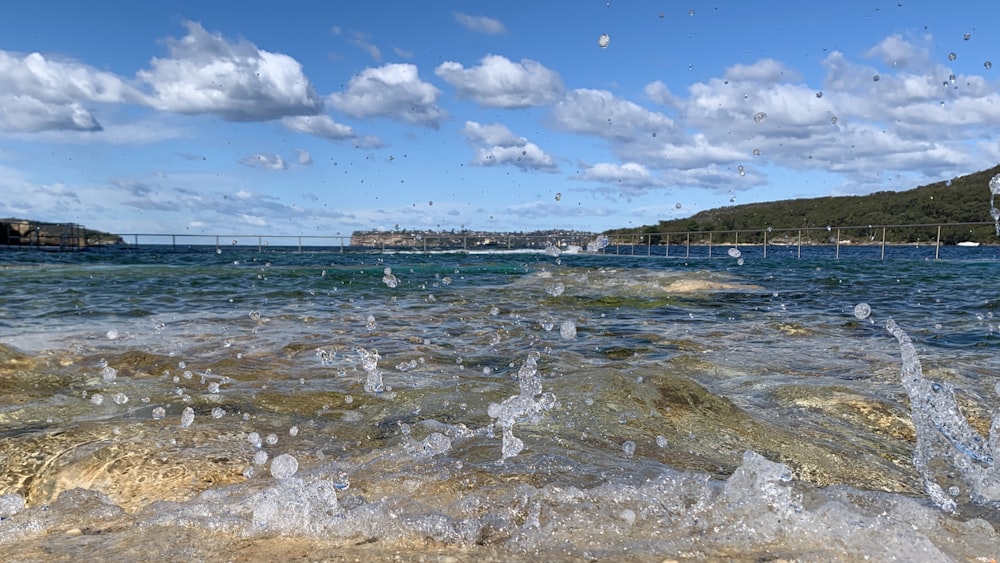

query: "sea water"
xmin=0 ymin=245 xmax=999 ymax=560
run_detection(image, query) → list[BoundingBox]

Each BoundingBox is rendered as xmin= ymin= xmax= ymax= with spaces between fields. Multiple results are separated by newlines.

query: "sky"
xmin=1 ymin=1 xmax=998 ymax=237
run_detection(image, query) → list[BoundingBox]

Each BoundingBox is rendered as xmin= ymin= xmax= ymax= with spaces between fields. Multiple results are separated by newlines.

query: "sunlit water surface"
xmin=1 ymin=246 xmax=999 ymax=561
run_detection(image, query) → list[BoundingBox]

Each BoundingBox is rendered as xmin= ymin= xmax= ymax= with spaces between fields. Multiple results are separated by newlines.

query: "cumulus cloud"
xmin=327 ymin=63 xmax=445 ymax=127
xmin=460 ymin=121 xmax=558 ymax=173
xmin=332 ymin=27 xmax=382 ymax=62
xmin=0 ymin=50 xmax=144 ymax=133
xmin=282 ymin=115 xmax=355 ymax=140
xmin=453 ymin=13 xmax=507 ymax=35
xmin=138 ymin=21 xmax=322 ymax=121
xmin=436 ymin=55 xmax=563 ymax=108
xmin=551 ymin=88 xmax=678 ymax=142
xmin=864 ymin=34 xmax=930 ymax=69
xmin=239 ymin=153 xmax=288 ymax=170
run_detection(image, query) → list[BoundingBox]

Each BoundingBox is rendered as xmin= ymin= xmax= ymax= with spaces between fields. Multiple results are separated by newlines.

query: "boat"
xmin=957 ymin=241 xmax=981 ymax=247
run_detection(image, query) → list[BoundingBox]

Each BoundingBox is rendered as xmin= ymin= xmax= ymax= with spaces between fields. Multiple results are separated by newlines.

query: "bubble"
xmin=986 ymin=61 xmax=993 ymax=70
xmin=106 ymin=329 xmax=119 ymax=340
xmin=179 ymin=406 xmax=195 ymax=428
xmin=737 ymin=165 xmax=745 ymax=177
xmin=152 ymin=406 xmax=166 ymax=420
xmin=559 ymin=320 xmax=577 ymax=340
xmin=270 ymin=453 xmax=298 ymax=480
xmin=622 ymin=440 xmax=636 ymax=458
xmin=727 ymin=247 xmax=742 ymax=258
xmin=948 ymin=52 xmax=957 ymax=61
xmin=873 ymin=74 xmax=880 ymax=82
xmin=597 ymin=33 xmax=610 ymax=48
xmin=853 ymin=303 xmax=872 ymax=320
xmin=753 ymin=112 xmax=767 ymax=123
xmin=248 ymin=310 xmax=261 ymax=321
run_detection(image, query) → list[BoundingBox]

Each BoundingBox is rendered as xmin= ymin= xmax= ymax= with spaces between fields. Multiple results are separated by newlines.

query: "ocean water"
xmin=0 ymin=244 xmax=999 ymax=561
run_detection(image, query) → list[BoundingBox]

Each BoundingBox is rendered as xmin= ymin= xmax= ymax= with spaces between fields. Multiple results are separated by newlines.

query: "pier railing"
xmin=89 ymin=220 xmax=1000 ymax=260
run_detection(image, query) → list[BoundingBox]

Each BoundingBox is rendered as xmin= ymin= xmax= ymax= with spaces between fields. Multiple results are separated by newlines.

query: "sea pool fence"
xmin=87 ymin=220 xmax=998 ymax=260
xmin=3 ymin=220 xmax=996 ymax=259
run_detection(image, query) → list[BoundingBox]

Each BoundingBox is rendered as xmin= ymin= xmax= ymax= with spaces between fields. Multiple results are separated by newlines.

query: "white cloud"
xmin=460 ymin=121 xmax=558 ymax=172
xmin=864 ymin=34 xmax=930 ymax=69
xmin=436 ymin=55 xmax=563 ymax=108
xmin=138 ymin=21 xmax=322 ymax=121
xmin=282 ymin=115 xmax=355 ymax=140
xmin=239 ymin=153 xmax=288 ymax=170
xmin=0 ymin=50 xmax=144 ymax=133
xmin=296 ymin=148 xmax=313 ymax=165
xmin=327 ymin=63 xmax=445 ymax=127
xmin=551 ymin=88 xmax=679 ymax=142
xmin=452 ymin=13 xmax=507 ymax=35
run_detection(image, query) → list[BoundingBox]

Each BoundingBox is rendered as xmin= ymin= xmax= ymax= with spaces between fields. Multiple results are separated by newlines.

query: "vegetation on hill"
xmin=606 ymin=164 xmax=1000 ymax=245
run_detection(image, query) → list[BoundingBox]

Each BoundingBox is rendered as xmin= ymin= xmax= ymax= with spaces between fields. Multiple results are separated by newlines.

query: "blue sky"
xmin=1 ymin=1 xmax=997 ymax=236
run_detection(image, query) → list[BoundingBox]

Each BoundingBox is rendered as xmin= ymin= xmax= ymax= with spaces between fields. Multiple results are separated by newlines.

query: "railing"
xmin=103 ymin=221 xmax=997 ymax=260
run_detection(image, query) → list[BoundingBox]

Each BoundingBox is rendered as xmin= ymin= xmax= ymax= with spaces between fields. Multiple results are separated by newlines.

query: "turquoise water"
xmin=1 ymin=246 xmax=999 ymax=560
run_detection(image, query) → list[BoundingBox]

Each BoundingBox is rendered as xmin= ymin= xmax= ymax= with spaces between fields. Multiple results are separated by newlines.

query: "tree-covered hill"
xmin=606 ymin=164 xmax=1000 ymax=245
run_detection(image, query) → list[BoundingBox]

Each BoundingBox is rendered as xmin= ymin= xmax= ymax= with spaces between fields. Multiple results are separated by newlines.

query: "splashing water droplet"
xmin=831 ymin=116 xmax=839 ymax=125
xmin=853 ymin=303 xmax=872 ymax=320
xmin=964 ymin=32 xmax=971 ymax=41
xmin=990 ymin=174 xmax=1000 ymax=236
xmin=986 ymin=61 xmax=993 ymax=70
xmin=948 ymin=52 xmax=957 ymax=61
xmin=753 ymin=112 xmax=767 ymax=123
xmin=554 ymin=192 xmax=562 ymax=201
xmin=873 ymin=74 xmax=881 ymax=82
xmin=179 ymin=406 xmax=195 ymax=428
xmin=737 ymin=165 xmax=746 ymax=177
xmin=248 ymin=310 xmax=261 ymax=321
xmin=597 ymin=33 xmax=610 ymax=48
xmin=675 ymin=202 xmax=682 ymax=209
xmin=559 ymin=320 xmax=577 ymax=340
xmin=815 ymin=91 xmax=823 ymax=98
xmin=622 ymin=440 xmax=636 ymax=458
xmin=727 ymin=247 xmax=742 ymax=259
xmin=752 ymin=148 xmax=761 ymax=157
xmin=152 ymin=407 xmax=166 ymax=420
xmin=270 ymin=453 xmax=298 ymax=479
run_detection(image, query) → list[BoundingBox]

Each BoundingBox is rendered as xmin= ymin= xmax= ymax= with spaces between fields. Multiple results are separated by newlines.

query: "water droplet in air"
xmin=948 ymin=52 xmax=957 ymax=61
xmin=963 ymin=32 xmax=971 ymax=41
xmin=948 ymin=73 xmax=956 ymax=84
xmin=248 ymin=310 xmax=261 ymax=321
xmin=211 ymin=407 xmax=225 ymax=419
xmin=152 ymin=407 xmax=166 ymax=420
xmin=853 ymin=303 xmax=872 ymax=320
xmin=986 ymin=61 xmax=993 ymax=70
xmin=622 ymin=440 xmax=636 ymax=458
xmin=598 ymin=33 xmax=610 ymax=48
xmin=655 ymin=435 xmax=668 ymax=448
xmin=815 ymin=91 xmax=823 ymax=98
xmin=180 ymin=406 xmax=195 ymax=428
xmin=102 ymin=366 xmax=117 ymax=382
xmin=559 ymin=320 xmax=577 ymax=340
xmin=873 ymin=74 xmax=881 ymax=82
xmin=658 ymin=12 xmax=665 ymax=18
xmin=688 ymin=9 xmax=695 ymax=16
xmin=554 ymin=192 xmax=562 ymax=201
xmin=831 ymin=116 xmax=839 ymax=125
xmin=737 ymin=165 xmax=745 ymax=177
xmin=990 ymin=174 xmax=1000 ymax=195
xmin=753 ymin=112 xmax=767 ymax=123
xmin=675 ymin=202 xmax=682 ymax=209
xmin=106 ymin=329 xmax=119 ymax=340
xmin=90 ymin=393 xmax=104 ymax=406
xmin=727 ymin=247 xmax=742 ymax=258
xmin=752 ymin=148 xmax=761 ymax=157
xmin=270 ymin=453 xmax=298 ymax=479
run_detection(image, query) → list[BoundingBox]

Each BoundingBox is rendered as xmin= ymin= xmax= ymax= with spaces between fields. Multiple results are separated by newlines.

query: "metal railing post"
xmin=881 ymin=227 xmax=886 ymax=260
xmin=935 ymin=225 xmax=941 ymax=260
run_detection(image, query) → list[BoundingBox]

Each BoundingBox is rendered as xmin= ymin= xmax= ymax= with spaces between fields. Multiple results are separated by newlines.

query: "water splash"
xmin=884 ymin=315 xmax=1000 ymax=512
xmin=586 ymin=235 xmax=610 ymax=252
xmin=355 ymin=347 xmax=385 ymax=394
xmin=989 ymin=173 xmax=1000 ymax=236
xmin=487 ymin=351 xmax=557 ymax=462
